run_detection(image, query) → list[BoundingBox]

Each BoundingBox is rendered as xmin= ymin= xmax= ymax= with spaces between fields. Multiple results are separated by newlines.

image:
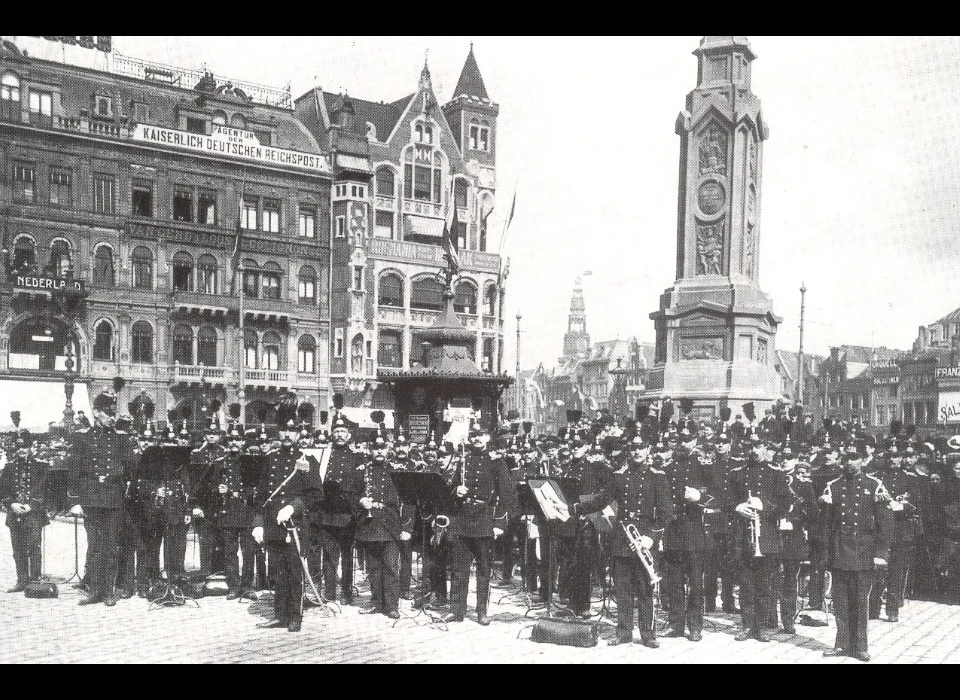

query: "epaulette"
xmin=650 ymin=467 xmax=665 ymax=475
xmin=489 ymin=450 xmax=503 ymax=459
xmin=614 ymin=466 xmax=628 ymax=474
xmin=729 ymin=465 xmax=744 ymax=473
xmin=356 ymin=463 xmax=366 ymax=470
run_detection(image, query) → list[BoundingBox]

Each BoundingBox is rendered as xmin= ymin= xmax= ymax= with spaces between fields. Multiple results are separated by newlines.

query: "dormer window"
xmin=469 ymin=120 xmax=490 ymax=152
xmin=212 ymin=111 xmax=227 ymax=126
xmin=94 ymin=94 xmax=112 ymax=118
xmin=415 ymin=121 xmax=433 ymax=145
xmin=132 ymin=101 xmax=150 ymax=123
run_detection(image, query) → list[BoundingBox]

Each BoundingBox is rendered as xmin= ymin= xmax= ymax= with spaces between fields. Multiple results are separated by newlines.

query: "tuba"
xmin=622 ymin=522 xmax=661 ymax=584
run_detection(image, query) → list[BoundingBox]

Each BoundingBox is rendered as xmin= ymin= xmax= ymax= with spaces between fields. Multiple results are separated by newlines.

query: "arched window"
xmin=484 ymin=285 xmax=497 ymax=316
xmin=243 ymin=329 xmax=258 ymax=369
xmin=47 ymin=240 xmax=72 ymax=277
xmin=376 ymin=167 xmax=395 ymax=197
xmin=454 ymin=281 xmax=477 ymax=314
xmin=378 ymin=273 xmax=403 ymax=307
xmin=93 ymin=244 xmax=114 ymax=286
xmin=172 ymin=324 xmax=193 ymax=365
xmin=378 ymin=329 xmax=402 ymax=368
xmin=242 ymin=259 xmax=259 ymax=298
xmin=8 ymin=319 xmax=75 ymax=371
xmin=261 ymin=261 xmax=281 ymax=300
xmin=131 ymin=321 xmax=153 ymax=363
xmin=212 ymin=111 xmax=227 ymax=126
xmin=197 ymin=326 xmax=217 ymax=366
xmin=197 ymin=254 xmax=217 ymax=294
xmin=411 ymin=276 xmax=443 ymax=311
xmin=297 ymin=335 xmax=316 ymax=373
xmin=262 ymin=331 xmax=282 ymax=370
xmin=12 ymin=236 xmax=36 ymax=274
xmin=93 ymin=320 xmax=114 ymax=361
xmin=172 ymin=251 xmax=193 ymax=292
xmin=454 ymin=179 xmax=468 ymax=209
xmin=230 ymin=113 xmax=247 ymax=129
xmin=351 ymin=333 xmax=365 ymax=374
xmin=1 ymin=73 xmax=20 ymax=121
xmin=131 ymin=246 xmax=153 ymax=289
xmin=298 ymin=265 xmax=316 ymax=303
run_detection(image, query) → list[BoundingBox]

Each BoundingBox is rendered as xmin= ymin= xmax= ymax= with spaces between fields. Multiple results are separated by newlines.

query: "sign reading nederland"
xmin=132 ymin=124 xmax=330 ymax=173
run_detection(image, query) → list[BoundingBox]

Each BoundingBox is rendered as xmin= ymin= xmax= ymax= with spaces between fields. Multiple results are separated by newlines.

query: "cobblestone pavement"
xmin=2 ymin=517 xmax=960 ymax=663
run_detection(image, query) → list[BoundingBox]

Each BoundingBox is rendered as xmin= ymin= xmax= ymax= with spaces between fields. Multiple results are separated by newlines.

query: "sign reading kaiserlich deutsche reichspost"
xmin=131 ymin=123 xmax=331 ymax=173
xmin=15 ymin=275 xmax=85 ymax=296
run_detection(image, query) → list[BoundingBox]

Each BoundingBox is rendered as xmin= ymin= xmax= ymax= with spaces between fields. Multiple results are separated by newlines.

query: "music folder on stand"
xmin=390 ymin=471 xmax=457 ymax=630
xmin=522 ymin=478 xmax=576 ymax=621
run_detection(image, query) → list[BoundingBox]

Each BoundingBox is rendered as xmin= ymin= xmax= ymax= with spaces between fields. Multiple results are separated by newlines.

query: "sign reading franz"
xmin=936 ymin=367 xmax=960 ymax=379
xmin=132 ymin=124 xmax=331 ymax=174
xmin=15 ymin=275 xmax=85 ymax=295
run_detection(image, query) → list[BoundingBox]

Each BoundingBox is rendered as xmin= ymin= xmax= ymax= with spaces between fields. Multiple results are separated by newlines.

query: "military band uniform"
xmin=191 ymin=441 xmax=229 ymax=575
xmin=448 ymin=446 xmax=518 ymax=623
xmin=778 ymin=473 xmax=816 ymax=632
xmin=703 ymin=451 xmax=737 ymax=613
xmin=728 ymin=454 xmax=790 ymax=640
xmin=822 ymin=471 xmax=892 ymax=658
xmin=808 ymin=459 xmax=841 ymax=609
xmin=68 ymin=424 xmax=139 ymax=603
xmin=214 ymin=449 xmax=259 ymax=595
xmin=320 ymin=443 xmax=361 ymax=602
xmin=2 ymin=448 xmax=50 ymax=591
xmin=574 ymin=459 xmax=673 ymax=644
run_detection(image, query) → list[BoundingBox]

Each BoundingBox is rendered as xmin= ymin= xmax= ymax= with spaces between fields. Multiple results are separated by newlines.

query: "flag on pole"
xmin=442 ymin=199 xmax=460 ymax=275
xmin=505 ymin=191 xmax=516 ymax=231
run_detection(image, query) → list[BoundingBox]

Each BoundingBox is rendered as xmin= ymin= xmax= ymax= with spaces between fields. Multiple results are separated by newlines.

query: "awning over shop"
xmin=337 ymin=407 xmax=395 ymax=430
xmin=335 ymin=154 xmax=372 ymax=173
xmin=403 ymin=215 xmax=443 ymax=238
xmin=0 ymin=379 xmax=91 ymax=432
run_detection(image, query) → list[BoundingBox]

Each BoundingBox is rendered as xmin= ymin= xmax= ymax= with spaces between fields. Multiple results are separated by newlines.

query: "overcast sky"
xmin=108 ymin=36 xmax=960 ymax=370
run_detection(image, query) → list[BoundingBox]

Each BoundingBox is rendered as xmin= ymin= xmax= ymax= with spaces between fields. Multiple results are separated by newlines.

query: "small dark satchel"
xmin=24 ymin=579 xmax=59 ymax=599
xmin=531 ymin=617 xmax=598 ymax=648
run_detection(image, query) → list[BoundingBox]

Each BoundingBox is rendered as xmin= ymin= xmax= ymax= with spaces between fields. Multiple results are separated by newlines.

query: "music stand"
xmin=237 ymin=454 xmax=268 ymax=603
xmin=391 ymin=472 xmax=457 ymax=630
xmin=523 ymin=478 xmax=575 ymax=620
xmin=149 ymin=445 xmax=199 ymax=609
xmin=498 ymin=480 xmax=541 ymax=610
xmin=44 ymin=468 xmax=81 ymax=584
xmin=319 ymin=479 xmax=361 ymax=599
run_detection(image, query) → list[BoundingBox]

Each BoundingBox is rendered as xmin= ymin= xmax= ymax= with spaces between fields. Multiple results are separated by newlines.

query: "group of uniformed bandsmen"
xmin=4 ymin=392 xmax=960 ymax=658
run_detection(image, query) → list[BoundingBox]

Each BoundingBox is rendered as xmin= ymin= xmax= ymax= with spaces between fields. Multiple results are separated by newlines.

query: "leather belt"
xmin=463 ymin=497 xmax=487 ymax=505
xmin=703 ymin=508 xmax=722 ymax=514
xmin=619 ymin=511 xmax=645 ymax=520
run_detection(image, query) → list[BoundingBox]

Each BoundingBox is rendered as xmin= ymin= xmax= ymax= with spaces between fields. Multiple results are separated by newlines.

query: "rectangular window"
xmin=48 ymin=166 xmax=72 ymax=207
xmin=378 ymin=332 xmax=402 ymax=368
xmin=94 ymin=95 xmax=112 ymax=118
xmin=479 ymin=127 xmax=489 ymax=151
xmin=245 ymin=342 xmax=258 ymax=369
xmin=197 ymin=189 xmax=217 ymax=224
xmin=133 ymin=102 xmax=150 ymax=122
xmin=298 ymin=346 xmax=315 ymax=373
xmin=335 ymin=216 xmax=346 ymax=238
xmin=0 ymin=79 xmax=19 ymax=121
xmin=414 ymin=165 xmax=432 ymax=201
xmin=298 ymin=278 xmax=315 ymax=303
xmin=185 ymin=117 xmax=206 ymax=134
xmin=198 ymin=262 xmax=216 ymax=294
xmin=403 ymin=165 xmax=413 ymax=199
xmin=92 ymin=173 xmax=116 ymax=214
xmin=173 ymin=187 xmax=194 ymax=222
xmin=298 ymin=206 xmax=316 ymax=238
xmin=889 ymin=385 xmax=898 ymax=398
xmin=243 ymin=271 xmax=259 ymax=298
xmin=353 ymin=266 xmax=364 ymax=291
xmin=12 ymin=162 xmax=35 ymax=203
xmin=877 ymin=405 xmax=887 ymax=426
xmin=374 ymin=210 xmax=394 ymax=239
xmin=131 ymin=179 xmax=153 ymax=217
xmin=455 ymin=220 xmax=467 ymax=251
xmin=28 ymin=90 xmax=53 ymax=128
xmin=241 ymin=197 xmax=258 ymax=229
xmin=261 ymin=273 xmax=281 ymax=300
xmin=133 ymin=257 xmax=152 ymax=290
xmin=262 ymin=346 xmax=279 ymax=371
xmin=334 ymin=328 xmax=344 ymax=359
xmin=469 ymin=126 xmax=478 ymax=150
xmin=262 ymin=198 xmax=280 ymax=233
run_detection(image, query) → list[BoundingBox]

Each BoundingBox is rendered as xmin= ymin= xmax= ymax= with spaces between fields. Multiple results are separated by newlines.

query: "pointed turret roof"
xmin=452 ymin=44 xmax=489 ymax=102
xmin=570 ymin=276 xmax=585 ymax=314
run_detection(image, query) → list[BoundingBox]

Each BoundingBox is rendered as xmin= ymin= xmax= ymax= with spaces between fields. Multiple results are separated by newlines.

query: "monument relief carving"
xmin=699 ymin=124 xmax=728 ymax=175
xmin=680 ymin=337 xmax=725 ymax=361
xmin=696 ymin=222 xmax=724 ymax=275
xmin=744 ymin=224 xmax=755 ymax=277
xmin=749 ymin=139 xmax=757 ymax=180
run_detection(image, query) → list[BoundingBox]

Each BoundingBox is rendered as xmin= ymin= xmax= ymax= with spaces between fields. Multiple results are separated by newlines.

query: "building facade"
xmin=818 ymin=345 xmax=905 ymax=435
xmin=0 ymin=37 xmax=331 ymax=431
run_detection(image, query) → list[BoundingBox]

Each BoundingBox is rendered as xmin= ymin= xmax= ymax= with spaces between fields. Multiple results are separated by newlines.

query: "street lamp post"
xmin=63 ymin=344 xmax=76 ymax=430
xmin=515 ymin=312 xmax=522 ymax=421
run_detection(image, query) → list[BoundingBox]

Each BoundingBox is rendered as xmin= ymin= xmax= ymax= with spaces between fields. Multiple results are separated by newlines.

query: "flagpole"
xmin=236 ymin=170 xmax=247 ymax=427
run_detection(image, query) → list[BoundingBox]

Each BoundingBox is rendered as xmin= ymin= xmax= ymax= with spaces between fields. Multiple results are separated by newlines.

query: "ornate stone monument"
xmin=645 ymin=36 xmax=781 ymax=419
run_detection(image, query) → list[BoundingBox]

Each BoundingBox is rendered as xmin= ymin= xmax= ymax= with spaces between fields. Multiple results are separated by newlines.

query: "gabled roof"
xmin=935 ymin=305 xmax=960 ymax=325
xmin=451 ymin=45 xmax=489 ymax=102
xmin=836 ymin=345 xmax=904 ymax=364
xmin=321 ymin=91 xmax=410 ymax=143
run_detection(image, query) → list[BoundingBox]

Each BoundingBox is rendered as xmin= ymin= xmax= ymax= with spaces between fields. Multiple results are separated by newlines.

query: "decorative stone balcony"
xmin=171 ymin=363 xmax=236 ymax=386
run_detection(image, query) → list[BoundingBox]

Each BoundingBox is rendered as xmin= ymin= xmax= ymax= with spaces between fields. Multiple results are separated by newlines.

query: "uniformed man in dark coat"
xmin=390 ymin=430 xmax=416 ymax=600
xmin=2 ymin=429 xmax=50 ymax=592
xmin=930 ymin=451 xmax=960 ymax=601
xmin=253 ymin=429 xmax=322 ymax=632
xmin=729 ymin=433 xmax=790 ymax=642
xmin=320 ymin=415 xmax=362 ymax=604
xmin=868 ymin=439 xmax=924 ymax=622
xmin=444 ymin=429 xmax=518 ymax=625
xmin=191 ymin=418 xmax=230 ymax=577
xmin=703 ymin=430 xmax=738 ymax=613
xmin=775 ymin=446 xmax=816 ymax=634
xmin=417 ymin=439 xmax=455 ymax=606
xmin=352 ymin=431 xmax=406 ymax=619
xmin=211 ymin=424 xmax=258 ymax=598
xmin=67 ymin=389 xmax=139 ymax=606
xmin=807 ymin=445 xmax=842 ymax=610
xmin=820 ymin=449 xmax=892 ymax=661
xmin=574 ymin=436 xmax=673 ymax=647
xmin=661 ymin=427 xmax=714 ymax=641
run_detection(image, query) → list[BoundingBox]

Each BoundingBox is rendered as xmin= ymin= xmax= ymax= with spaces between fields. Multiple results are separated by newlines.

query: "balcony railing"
xmin=171 ymin=363 xmax=236 ymax=385
xmin=244 ymin=368 xmax=295 ymax=388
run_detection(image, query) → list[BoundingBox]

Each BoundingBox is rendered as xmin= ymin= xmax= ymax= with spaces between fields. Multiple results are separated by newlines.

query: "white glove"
xmin=157 ymin=487 xmax=170 ymax=498
xmin=639 ymin=535 xmax=654 ymax=551
xmin=296 ymin=456 xmax=310 ymax=472
xmin=400 ymin=531 xmax=412 ymax=541
xmin=184 ymin=515 xmax=191 ymax=525
xmin=819 ymin=493 xmax=832 ymax=505
xmin=10 ymin=503 xmax=27 ymax=515
xmin=779 ymin=518 xmax=794 ymax=531
xmin=747 ymin=496 xmax=763 ymax=511
xmin=684 ymin=487 xmax=701 ymax=503
xmin=874 ymin=557 xmax=887 ymax=567
xmin=252 ymin=526 xmax=264 ymax=544
xmin=277 ymin=505 xmax=295 ymax=523
xmin=493 ymin=527 xmax=504 ymax=538
xmin=218 ymin=484 xmax=228 ymax=494
xmin=931 ymin=474 xmax=942 ymax=484
xmin=735 ymin=502 xmax=755 ymax=519
xmin=69 ymin=504 xmax=84 ymax=517
xmin=359 ymin=497 xmax=374 ymax=510
xmin=455 ymin=485 xmax=468 ymax=497
xmin=889 ymin=500 xmax=904 ymax=512
xmin=192 ymin=508 xmax=205 ymax=519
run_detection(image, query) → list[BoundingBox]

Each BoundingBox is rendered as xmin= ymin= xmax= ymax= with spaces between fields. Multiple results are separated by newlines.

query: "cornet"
xmin=622 ymin=522 xmax=661 ymax=584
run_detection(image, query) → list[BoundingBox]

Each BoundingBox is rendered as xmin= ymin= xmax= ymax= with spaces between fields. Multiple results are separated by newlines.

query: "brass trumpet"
xmin=622 ymin=522 xmax=661 ymax=584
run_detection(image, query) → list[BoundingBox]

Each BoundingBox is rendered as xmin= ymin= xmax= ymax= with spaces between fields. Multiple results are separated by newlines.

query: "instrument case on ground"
xmin=531 ymin=617 xmax=598 ymax=647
